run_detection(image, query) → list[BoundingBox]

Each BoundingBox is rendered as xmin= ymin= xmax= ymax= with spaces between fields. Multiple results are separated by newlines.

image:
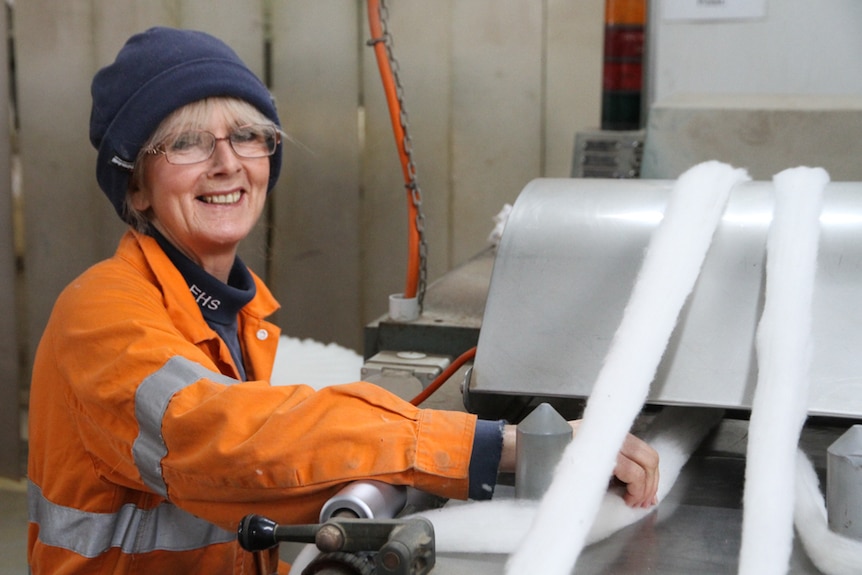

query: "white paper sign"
xmin=663 ymin=0 xmax=767 ymax=21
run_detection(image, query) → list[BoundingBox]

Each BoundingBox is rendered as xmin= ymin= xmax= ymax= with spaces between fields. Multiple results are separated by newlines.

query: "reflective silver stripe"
xmin=28 ymin=481 xmax=235 ymax=557
xmin=133 ymin=356 xmax=238 ymax=497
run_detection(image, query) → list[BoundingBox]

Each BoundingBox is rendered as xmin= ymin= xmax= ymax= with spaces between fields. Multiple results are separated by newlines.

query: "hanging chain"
xmin=374 ymin=0 xmax=428 ymax=307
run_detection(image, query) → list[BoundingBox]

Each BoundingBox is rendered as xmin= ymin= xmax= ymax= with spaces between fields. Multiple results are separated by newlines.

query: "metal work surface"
xmin=431 ymin=419 xmax=837 ymax=574
xmin=470 ymin=178 xmax=862 ymax=419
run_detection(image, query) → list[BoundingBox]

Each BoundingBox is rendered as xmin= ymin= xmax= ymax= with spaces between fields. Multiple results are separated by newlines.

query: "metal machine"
xmin=248 ymin=176 xmax=861 ymax=573
xmin=336 ymin=5 xmax=862 ymax=571
xmin=356 ymin=176 xmax=862 ymax=574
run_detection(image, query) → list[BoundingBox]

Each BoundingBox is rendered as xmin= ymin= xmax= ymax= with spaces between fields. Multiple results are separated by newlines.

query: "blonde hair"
xmin=125 ymin=97 xmax=275 ymax=232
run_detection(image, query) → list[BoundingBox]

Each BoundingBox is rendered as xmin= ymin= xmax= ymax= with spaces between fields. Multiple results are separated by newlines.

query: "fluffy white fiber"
xmin=738 ymin=167 xmax=828 ymax=575
xmin=487 ymin=203 xmax=513 ymax=246
xmin=794 ymin=450 xmax=862 ymax=575
xmin=586 ymin=406 xmax=724 ymax=543
xmin=505 ymin=161 xmax=748 ymax=575
xmin=270 ymin=335 xmax=363 ymax=389
xmin=414 ymin=406 xmax=723 ymax=555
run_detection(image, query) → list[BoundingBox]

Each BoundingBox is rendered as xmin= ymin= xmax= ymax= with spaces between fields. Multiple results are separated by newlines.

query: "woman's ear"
xmin=128 ymin=181 xmax=151 ymax=212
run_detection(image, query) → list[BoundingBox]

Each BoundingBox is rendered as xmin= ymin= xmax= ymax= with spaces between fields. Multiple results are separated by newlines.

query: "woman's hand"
xmin=499 ymin=420 xmax=660 ymax=508
xmin=611 ymin=427 xmax=660 ymax=508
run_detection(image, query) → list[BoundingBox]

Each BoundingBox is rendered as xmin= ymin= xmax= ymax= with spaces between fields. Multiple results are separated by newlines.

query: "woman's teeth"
xmin=200 ymin=191 xmax=241 ymax=204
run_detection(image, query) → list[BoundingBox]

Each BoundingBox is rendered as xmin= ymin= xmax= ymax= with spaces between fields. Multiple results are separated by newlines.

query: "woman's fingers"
xmin=614 ymin=434 xmax=660 ymax=508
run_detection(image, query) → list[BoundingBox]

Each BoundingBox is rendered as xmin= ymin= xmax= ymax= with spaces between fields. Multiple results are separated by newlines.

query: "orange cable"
xmin=367 ymin=0 xmax=421 ymax=299
xmin=410 ymin=347 xmax=477 ymax=406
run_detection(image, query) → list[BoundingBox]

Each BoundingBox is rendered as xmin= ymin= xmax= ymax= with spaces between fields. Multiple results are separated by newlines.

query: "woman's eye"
xmin=170 ymin=132 xmax=206 ymax=151
xmin=231 ymin=127 xmax=262 ymax=144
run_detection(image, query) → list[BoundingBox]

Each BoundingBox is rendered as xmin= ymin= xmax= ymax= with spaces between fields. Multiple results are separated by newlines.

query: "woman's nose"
xmin=208 ymin=138 xmax=243 ymax=171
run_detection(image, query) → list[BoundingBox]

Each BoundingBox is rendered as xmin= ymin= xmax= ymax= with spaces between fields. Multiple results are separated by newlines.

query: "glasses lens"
xmin=163 ymin=131 xmax=213 ymax=164
xmin=162 ymin=131 xmax=213 ymax=165
xmin=230 ymin=125 xmax=279 ymax=158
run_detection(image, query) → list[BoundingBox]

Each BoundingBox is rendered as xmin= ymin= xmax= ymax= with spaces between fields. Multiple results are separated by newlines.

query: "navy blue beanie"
xmin=89 ymin=27 xmax=282 ymax=222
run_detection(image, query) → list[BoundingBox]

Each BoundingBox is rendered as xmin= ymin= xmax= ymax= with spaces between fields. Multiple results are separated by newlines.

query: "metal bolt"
xmin=315 ymin=524 xmax=345 ymax=552
xmin=381 ymin=550 xmax=401 ymax=570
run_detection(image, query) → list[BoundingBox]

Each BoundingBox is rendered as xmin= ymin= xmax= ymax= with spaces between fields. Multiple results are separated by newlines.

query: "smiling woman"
xmin=27 ymin=27 xmax=511 ymax=575
xmin=25 ymin=26 xmax=658 ymax=575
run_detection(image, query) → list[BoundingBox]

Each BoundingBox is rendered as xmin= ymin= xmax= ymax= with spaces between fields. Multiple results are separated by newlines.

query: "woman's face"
xmin=132 ymin=100 xmax=271 ymax=270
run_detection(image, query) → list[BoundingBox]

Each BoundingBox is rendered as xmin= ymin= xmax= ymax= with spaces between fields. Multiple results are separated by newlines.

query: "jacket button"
xmin=256 ymin=329 xmax=269 ymax=341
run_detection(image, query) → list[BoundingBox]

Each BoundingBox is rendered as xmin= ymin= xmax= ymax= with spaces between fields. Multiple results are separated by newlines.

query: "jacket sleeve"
xmin=49 ymin=258 xmax=478 ymax=530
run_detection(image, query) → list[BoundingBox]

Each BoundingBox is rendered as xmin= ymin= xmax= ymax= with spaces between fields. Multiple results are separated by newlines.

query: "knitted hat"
xmin=89 ymin=27 xmax=282 ymax=222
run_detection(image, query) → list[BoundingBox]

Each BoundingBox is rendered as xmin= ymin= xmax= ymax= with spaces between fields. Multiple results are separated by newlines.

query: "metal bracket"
xmin=361 ymin=351 xmax=451 ymax=388
xmin=238 ymin=514 xmax=435 ymax=575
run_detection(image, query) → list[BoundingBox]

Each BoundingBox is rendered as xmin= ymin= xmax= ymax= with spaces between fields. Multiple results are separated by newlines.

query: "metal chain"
xmin=376 ymin=0 xmax=428 ymax=307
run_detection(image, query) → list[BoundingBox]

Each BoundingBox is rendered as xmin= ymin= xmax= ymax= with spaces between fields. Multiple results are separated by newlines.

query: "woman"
xmin=27 ymin=27 xmax=658 ymax=575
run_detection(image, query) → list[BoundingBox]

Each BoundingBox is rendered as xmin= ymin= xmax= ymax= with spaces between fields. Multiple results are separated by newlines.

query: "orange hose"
xmin=367 ymin=0 xmax=421 ymax=299
xmin=410 ymin=347 xmax=477 ymax=406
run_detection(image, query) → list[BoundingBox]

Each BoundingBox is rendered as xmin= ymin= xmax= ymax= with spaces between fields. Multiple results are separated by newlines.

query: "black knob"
xmin=237 ymin=514 xmax=278 ymax=552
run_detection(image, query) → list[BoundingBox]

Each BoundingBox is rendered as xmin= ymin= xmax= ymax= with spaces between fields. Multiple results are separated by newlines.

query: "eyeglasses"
xmin=146 ymin=124 xmax=281 ymax=165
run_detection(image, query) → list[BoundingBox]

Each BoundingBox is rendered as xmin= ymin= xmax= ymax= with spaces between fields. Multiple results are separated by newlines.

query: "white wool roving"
xmin=738 ymin=167 xmax=828 ymax=575
xmin=586 ymin=406 xmax=724 ymax=543
xmin=270 ymin=336 xmax=363 ymax=389
xmin=505 ymin=161 xmax=748 ymax=575
xmin=411 ymin=406 xmax=723 ymax=556
xmin=794 ymin=449 xmax=862 ymax=575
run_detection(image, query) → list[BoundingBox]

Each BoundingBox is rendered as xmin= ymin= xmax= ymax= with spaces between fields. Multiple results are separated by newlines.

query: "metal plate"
xmin=470 ymin=178 xmax=862 ymax=419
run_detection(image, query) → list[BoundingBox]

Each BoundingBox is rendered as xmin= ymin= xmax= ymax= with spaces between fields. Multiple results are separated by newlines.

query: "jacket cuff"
xmin=468 ymin=419 xmax=505 ymax=500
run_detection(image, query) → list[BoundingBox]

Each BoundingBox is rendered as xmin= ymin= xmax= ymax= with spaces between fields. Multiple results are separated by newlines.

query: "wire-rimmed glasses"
xmin=146 ymin=124 xmax=281 ymax=165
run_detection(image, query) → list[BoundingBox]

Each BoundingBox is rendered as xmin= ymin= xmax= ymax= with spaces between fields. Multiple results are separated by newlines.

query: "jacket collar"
xmin=118 ymin=230 xmax=280 ymax=345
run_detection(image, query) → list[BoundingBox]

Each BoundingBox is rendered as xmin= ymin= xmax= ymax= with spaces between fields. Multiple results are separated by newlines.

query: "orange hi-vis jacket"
xmin=28 ymin=230 xmax=478 ymax=575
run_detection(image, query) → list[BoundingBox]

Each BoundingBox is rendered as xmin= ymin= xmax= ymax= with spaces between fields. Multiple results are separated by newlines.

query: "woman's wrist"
xmin=499 ymin=424 xmax=517 ymax=473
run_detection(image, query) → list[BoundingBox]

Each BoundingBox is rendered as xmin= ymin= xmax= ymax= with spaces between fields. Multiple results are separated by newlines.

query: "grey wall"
xmin=648 ymin=0 xmax=862 ymax=103
xmin=0 ymin=1 xmax=20 ymax=478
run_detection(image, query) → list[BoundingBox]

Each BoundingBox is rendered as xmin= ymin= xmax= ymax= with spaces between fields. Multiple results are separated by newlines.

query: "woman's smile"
xmin=198 ymin=190 xmax=244 ymax=204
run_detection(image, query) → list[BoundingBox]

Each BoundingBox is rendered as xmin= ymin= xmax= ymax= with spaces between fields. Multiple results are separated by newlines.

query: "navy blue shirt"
xmin=151 ymin=229 xmax=254 ymax=380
